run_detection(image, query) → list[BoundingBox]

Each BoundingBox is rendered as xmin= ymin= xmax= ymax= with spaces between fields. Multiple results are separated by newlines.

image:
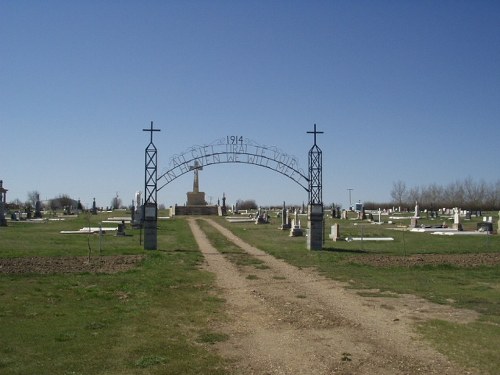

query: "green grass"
xmin=0 ymin=213 xmax=229 ymax=375
xmin=417 ymin=320 xmax=500 ymax=375
xmin=2 ymin=212 xmax=499 ymax=374
xmin=1 ymin=212 xmax=145 ymax=258
xmin=213 ymin=215 xmax=500 ymax=374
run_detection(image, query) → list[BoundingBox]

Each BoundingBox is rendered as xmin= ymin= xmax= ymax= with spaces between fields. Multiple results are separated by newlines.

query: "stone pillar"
xmin=143 ymin=203 xmax=157 ymax=250
xmin=307 ymin=204 xmax=323 ymax=250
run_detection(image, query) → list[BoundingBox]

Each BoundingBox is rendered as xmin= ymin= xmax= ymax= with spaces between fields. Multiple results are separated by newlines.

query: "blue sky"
xmin=1 ymin=1 xmax=499 ymax=209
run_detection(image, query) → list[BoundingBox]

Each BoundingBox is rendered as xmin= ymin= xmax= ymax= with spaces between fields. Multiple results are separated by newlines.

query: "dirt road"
xmin=188 ymin=218 xmax=478 ymax=375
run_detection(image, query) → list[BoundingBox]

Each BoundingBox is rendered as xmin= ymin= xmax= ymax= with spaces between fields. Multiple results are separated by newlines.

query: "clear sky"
xmin=1 ymin=1 xmax=499 ymax=209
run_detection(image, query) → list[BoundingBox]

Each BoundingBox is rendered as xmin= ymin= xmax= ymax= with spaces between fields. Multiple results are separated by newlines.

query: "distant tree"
xmin=58 ymin=194 xmax=74 ymax=208
xmin=420 ymin=183 xmax=442 ymax=207
xmin=390 ymin=180 xmax=407 ymax=207
xmin=484 ymin=180 xmax=500 ymax=209
xmin=444 ymin=180 xmax=465 ymax=207
xmin=406 ymin=186 xmax=420 ymax=206
xmin=462 ymin=176 xmax=487 ymax=210
xmin=236 ymin=199 xmax=258 ymax=210
xmin=9 ymin=198 xmax=23 ymax=208
xmin=49 ymin=199 xmax=59 ymax=213
xmin=27 ymin=191 xmax=40 ymax=207
xmin=47 ymin=194 xmax=77 ymax=212
xmin=387 ymin=178 xmax=499 ymax=211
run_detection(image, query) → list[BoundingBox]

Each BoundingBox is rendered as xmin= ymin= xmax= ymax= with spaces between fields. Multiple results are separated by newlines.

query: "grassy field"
xmin=1 ymin=211 xmax=499 ymax=374
xmin=0 ymin=212 xmax=229 ymax=375
xmin=215 ymin=213 xmax=500 ymax=374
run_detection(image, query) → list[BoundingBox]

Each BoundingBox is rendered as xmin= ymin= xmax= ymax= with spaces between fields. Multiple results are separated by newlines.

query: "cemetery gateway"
xmin=142 ymin=123 xmax=324 ymax=251
xmin=158 ymin=136 xmax=309 ymax=192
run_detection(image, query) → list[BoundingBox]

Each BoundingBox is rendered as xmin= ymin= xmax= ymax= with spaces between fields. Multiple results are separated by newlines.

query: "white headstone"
xmin=330 ymin=224 xmax=340 ymax=241
xmin=453 ymin=208 xmax=460 ymax=224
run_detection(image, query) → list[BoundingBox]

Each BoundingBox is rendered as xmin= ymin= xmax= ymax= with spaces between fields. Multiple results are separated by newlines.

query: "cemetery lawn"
xmin=2 ymin=213 xmax=499 ymax=374
xmin=0 ymin=213 xmax=229 ymax=375
xmin=214 ymin=215 xmax=500 ymax=375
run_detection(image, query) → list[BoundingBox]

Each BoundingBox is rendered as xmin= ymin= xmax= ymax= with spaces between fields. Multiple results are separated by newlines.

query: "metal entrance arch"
xmin=142 ymin=126 xmax=324 ymax=251
xmin=157 ymin=137 xmax=309 ymax=193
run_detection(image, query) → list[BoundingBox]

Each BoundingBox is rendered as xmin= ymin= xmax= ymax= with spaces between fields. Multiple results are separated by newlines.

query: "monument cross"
xmin=189 ymin=160 xmax=203 ymax=193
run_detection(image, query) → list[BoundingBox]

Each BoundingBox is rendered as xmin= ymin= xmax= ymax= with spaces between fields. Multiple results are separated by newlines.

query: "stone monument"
xmin=289 ymin=209 xmax=303 ymax=236
xmin=175 ymin=160 xmax=217 ymax=215
xmin=91 ymin=197 xmax=97 ymax=215
xmin=280 ymin=201 xmax=291 ymax=230
xmin=453 ymin=207 xmax=463 ymax=231
xmin=221 ymin=192 xmax=227 ymax=216
xmin=0 ymin=180 xmax=7 ymax=226
xmin=186 ymin=160 xmax=206 ymax=206
xmin=34 ymin=193 xmax=43 ymax=218
xmin=414 ymin=201 xmax=420 ymax=218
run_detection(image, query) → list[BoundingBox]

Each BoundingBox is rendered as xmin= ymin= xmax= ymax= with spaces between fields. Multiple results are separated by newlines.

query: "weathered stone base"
xmin=175 ymin=205 xmax=218 ymax=215
xmin=187 ymin=192 xmax=206 ymax=205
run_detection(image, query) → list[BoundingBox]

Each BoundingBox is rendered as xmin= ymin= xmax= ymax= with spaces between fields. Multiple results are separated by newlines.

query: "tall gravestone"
xmin=221 ymin=193 xmax=227 ymax=215
xmin=91 ymin=197 xmax=97 ymax=215
xmin=280 ymin=201 xmax=291 ymax=230
xmin=34 ymin=193 xmax=43 ymax=218
xmin=453 ymin=207 xmax=463 ymax=231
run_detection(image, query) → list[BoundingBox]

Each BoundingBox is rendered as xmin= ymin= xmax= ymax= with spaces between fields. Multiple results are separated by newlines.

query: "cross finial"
xmin=307 ymin=123 xmax=324 ymax=145
xmin=143 ymin=121 xmax=161 ymax=143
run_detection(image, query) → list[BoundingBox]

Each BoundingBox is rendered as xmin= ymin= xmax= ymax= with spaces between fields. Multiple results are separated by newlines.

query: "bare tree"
xmin=390 ymin=180 xmax=407 ymax=207
xmin=27 ymin=191 xmax=40 ymax=208
xmin=462 ymin=176 xmax=487 ymax=209
xmin=444 ymin=180 xmax=464 ymax=207
xmin=236 ymin=199 xmax=258 ymax=210
xmin=388 ymin=178 xmax=499 ymax=210
xmin=406 ymin=186 xmax=421 ymax=207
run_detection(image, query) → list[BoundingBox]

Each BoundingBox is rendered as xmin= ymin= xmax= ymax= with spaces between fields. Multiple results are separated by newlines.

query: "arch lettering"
xmin=157 ymin=137 xmax=309 ymax=192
